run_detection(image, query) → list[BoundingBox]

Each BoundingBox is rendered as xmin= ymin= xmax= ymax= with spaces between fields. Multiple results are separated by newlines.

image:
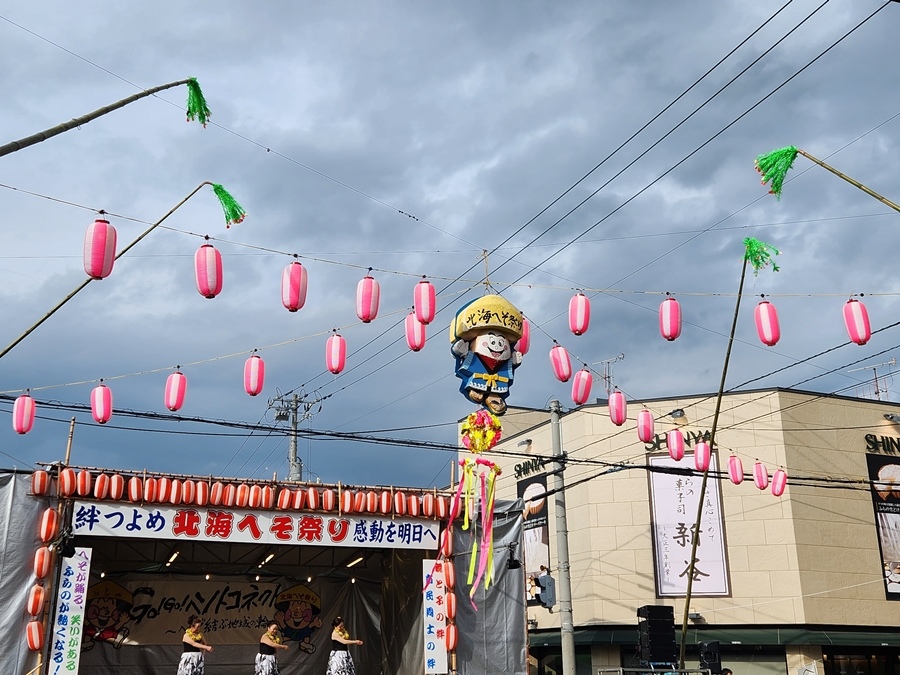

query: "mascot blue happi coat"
xmin=450 ymin=294 xmax=524 ymax=416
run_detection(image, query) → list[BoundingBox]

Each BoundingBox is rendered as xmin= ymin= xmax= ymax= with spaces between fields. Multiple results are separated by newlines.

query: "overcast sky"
xmin=1 ymin=1 xmax=899 ymax=488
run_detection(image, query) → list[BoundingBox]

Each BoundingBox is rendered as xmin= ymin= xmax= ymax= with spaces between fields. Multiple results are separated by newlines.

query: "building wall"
xmin=485 ymin=390 xmax=900 ymax=633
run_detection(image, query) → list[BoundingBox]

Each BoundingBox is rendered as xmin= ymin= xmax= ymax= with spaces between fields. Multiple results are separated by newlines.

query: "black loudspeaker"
xmin=637 ymin=605 xmax=676 ymax=665
xmin=699 ymin=640 xmax=722 ymax=674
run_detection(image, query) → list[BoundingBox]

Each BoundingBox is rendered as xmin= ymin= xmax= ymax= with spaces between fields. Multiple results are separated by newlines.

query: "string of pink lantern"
xmin=8 ymin=214 xmax=886 ymax=431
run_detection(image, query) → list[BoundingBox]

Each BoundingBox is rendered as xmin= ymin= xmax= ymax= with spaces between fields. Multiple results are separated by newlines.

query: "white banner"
xmin=648 ymin=454 xmax=729 ymax=596
xmin=423 ymin=560 xmax=448 ymax=674
xmin=72 ymin=502 xmax=439 ymax=549
xmin=50 ymin=547 xmax=92 ymax=674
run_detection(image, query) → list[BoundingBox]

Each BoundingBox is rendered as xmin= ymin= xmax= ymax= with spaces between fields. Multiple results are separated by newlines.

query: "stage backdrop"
xmin=79 ymin=574 xmax=381 ymax=675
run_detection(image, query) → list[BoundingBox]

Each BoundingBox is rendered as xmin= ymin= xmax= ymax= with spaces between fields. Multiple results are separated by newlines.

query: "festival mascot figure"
xmin=451 ymin=294 xmax=524 ymax=416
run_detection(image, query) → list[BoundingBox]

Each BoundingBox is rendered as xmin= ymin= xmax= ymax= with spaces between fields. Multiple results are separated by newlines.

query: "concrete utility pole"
xmin=287 ymin=394 xmax=302 ymax=481
xmin=270 ymin=391 xmax=318 ymax=482
xmin=549 ymin=399 xmax=576 ymax=675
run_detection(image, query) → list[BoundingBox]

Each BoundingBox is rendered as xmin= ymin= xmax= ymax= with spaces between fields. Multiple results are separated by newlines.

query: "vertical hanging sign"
xmin=49 ymin=547 xmax=92 ymax=674
xmin=648 ymin=454 xmax=730 ymax=596
xmin=423 ymin=559 xmax=449 ymax=675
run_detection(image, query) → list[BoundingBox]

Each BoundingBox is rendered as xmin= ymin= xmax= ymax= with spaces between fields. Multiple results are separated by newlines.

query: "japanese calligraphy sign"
xmin=866 ymin=453 xmax=900 ymax=600
xmin=423 ymin=560 xmax=449 ymax=674
xmin=648 ymin=454 xmax=729 ymax=597
xmin=72 ymin=502 xmax=439 ymax=549
xmin=50 ymin=547 xmax=92 ymax=674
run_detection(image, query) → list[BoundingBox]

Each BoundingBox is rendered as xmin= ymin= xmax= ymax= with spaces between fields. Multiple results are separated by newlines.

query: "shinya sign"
xmin=644 ymin=430 xmax=714 ymax=453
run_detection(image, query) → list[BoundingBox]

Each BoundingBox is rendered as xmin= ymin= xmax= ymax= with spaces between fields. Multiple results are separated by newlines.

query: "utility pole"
xmin=269 ymin=390 xmax=322 ymax=482
xmin=549 ymin=399 xmax=575 ymax=675
xmin=287 ymin=394 xmax=302 ymax=481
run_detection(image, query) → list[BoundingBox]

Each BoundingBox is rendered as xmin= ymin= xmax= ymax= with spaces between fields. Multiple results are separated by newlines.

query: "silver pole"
xmin=550 ymin=399 xmax=576 ymax=675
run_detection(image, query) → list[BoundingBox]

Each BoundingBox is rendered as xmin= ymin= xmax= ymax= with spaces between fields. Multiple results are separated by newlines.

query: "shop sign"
xmin=648 ymin=453 xmax=729 ymax=597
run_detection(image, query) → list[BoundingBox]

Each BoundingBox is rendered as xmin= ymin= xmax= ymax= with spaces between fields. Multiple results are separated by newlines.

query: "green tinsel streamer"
xmin=186 ymin=77 xmax=211 ymax=127
xmin=754 ymin=146 xmax=798 ymax=199
xmin=211 ymin=184 xmax=246 ymax=227
xmin=743 ymin=237 xmax=780 ymax=276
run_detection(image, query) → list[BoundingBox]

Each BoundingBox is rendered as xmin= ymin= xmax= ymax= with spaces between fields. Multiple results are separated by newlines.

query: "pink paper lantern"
xmin=694 ymin=441 xmax=711 ymax=472
xmin=326 ymin=333 xmax=347 ymax=374
xmin=194 ymin=243 xmax=223 ymax=299
xmin=659 ymin=296 xmax=682 ymax=341
xmin=637 ymin=409 xmax=654 ymax=443
xmin=282 ymin=261 xmax=309 ymax=312
xmin=843 ymin=298 xmax=871 ymax=345
xmin=356 ymin=274 xmax=380 ymax=323
xmin=244 ymin=355 xmax=265 ymax=396
xmin=405 ymin=312 xmax=426 ymax=352
xmin=568 ymin=293 xmax=591 ymax=336
xmin=608 ymin=390 xmax=627 ymax=426
xmin=754 ymin=300 xmax=780 ymax=347
xmin=414 ymin=279 xmax=436 ymax=325
xmin=667 ymin=429 xmax=684 ymax=461
xmin=164 ymin=371 xmax=187 ymax=412
xmin=91 ymin=383 xmax=113 ymax=424
xmin=753 ymin=461 xmax=769 ymax=490
xmin=771 ymin=468 xmax=787 ymax=497
xmin=84 ymin=217 xmax=117 ymax=280
xmin=549 ymin=345 xmax=572 ymax=382
xmin=515 ymin=318 xmax=531 ymax=355
xmin=728 ymin=455 xmax=744 ymax=484
xmin=571 ymin=369 xmax=593 ymax=406
xmin=13 ymin=392 xmax=36 ymax=434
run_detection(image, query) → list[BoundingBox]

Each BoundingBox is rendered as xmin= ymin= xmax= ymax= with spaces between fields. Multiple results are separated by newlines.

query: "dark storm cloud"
xmin=1 ymin=1 xmax=899 ymax=485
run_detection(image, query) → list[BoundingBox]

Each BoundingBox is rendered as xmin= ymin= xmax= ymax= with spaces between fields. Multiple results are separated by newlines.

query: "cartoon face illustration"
xmin=471 ymin=331 xmax=511 ymax=365
xmin=278 ymin=599 xmax=321 ymax=631
xmin=83 ymin=580 xmax=133 ymax=651
xmin=274 ymin=585 xmax=323 ymax=654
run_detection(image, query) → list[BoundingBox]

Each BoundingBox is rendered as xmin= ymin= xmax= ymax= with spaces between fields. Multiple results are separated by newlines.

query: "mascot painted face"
xmin=450 ymin=295 xmax=524 ymax=416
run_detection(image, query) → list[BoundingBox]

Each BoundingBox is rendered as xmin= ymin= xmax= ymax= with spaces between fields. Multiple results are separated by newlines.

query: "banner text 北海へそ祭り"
xmin=72 ymin=502 xmax=440 ymax=549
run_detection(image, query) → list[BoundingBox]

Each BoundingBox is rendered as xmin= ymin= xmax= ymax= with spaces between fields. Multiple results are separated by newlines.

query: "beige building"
xmin=477 ymin=388 xmax=900 ymax=675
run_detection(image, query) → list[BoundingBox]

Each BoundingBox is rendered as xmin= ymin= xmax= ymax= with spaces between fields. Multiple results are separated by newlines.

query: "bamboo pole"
xmin=0 ymin=181 xmax=212 ymax=361
xmin=796 ymin=149 xmax=900 ymax=214
xmin=0 ymin=79 xmax=193 ymax=158
xmin=678 ymin=257 xmax=749 ymax=668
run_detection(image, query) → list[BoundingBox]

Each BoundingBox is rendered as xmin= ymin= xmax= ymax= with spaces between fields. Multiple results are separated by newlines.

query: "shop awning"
xmin=529 ymin=626 xmax=900 ymax=648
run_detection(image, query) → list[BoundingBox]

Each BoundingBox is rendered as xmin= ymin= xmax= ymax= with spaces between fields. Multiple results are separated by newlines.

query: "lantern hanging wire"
xmin=0 ymin=181 xmax=245 ymax=362
xmin=0 ymin=78 xmax=211 ymax=158
xmin=755 ymin=145 xmax=900 ymax=213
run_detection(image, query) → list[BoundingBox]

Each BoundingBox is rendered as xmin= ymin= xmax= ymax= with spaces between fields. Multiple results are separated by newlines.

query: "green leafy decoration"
xmin=186 ymin=77 xmax=211 ymax=127
xmin=743 ymin=237 xmax=780 ymax=276
xmin=754 ymin=146 xmax=799 ymax=199
xmin=211 ymin=184 xmax=246 ymax=228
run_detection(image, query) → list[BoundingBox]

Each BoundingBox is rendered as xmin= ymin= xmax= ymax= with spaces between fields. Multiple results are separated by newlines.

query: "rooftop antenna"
xmin=848 ymin=358 xmax=896 ymax=401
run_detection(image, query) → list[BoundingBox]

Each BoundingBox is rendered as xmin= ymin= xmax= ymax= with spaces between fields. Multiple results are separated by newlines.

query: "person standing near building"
xmin=256 ymin=620 xmax=289 ymax=675
xmin=177 ymin=615 xmax=212 ymax=675
xmin=326 ymin=616 xmax=363 ymax=675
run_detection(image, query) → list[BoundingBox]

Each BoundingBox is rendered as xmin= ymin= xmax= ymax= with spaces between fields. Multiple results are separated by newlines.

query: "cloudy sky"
xmin=1 ymin=1 xmax=899 ymax=488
